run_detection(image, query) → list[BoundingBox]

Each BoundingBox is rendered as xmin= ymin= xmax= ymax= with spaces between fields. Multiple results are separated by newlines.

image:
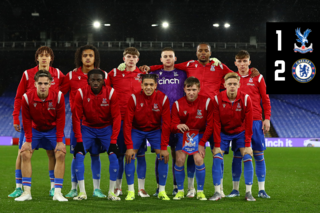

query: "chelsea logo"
xmin=292 ymin=59 xmax=316 ymax=83
xmin=294 ymin=28 xmax=313 ymax=54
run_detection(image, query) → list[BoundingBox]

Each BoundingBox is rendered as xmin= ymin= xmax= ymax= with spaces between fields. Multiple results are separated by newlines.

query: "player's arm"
xmin=258 ymin=75 xmax=271 ymax=133
xmin=200 ymin=99 xmax=214 ymax=146
xmin=55 ymin=92 xmax=66 ymax=154
xmin=160 ymin=97 xmax=171 ymax=151
xmin=123 ymin=96 xmax=136 ymax=150
xmin=104 ymin=71 xmax=111 ymax=87
xmin=59 ymin=72 xmax=71 ymax=95
xmin=72 ymin=90 xmax=84 ymax=142
xmin=13 ymin=72 xmax=28 ymax=127
xmin=171 ymin=101 xmax=189 ymax=133
xmin=109 ymin=89 xmax=121 ymax=144
xmin=57 ymin=69 xmax=66 ymax=87
xmin=21 ymin=94 xmax=33 ymax=142
xmin=244 ymin=95 xmax=253 ymax=147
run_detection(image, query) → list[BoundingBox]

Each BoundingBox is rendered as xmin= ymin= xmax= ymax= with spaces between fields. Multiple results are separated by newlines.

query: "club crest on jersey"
xmin=294 ymin=28 xmax=313 ymax=54
xmin=78 ymin=76 xmax=81 ymax=80
xmin=159 ymin=72 xmax=162 ymax=75
xmin=134 ymin=73 xmax=141 ymax=80
xmin=184 ymin=110 xmax=187 ymax=115
xmin=101 ymin=98 xmax=109 ymax=106
xmin=174 ymin=72 xmax=179 ymax=76
xmin=140 ymin=103 xmax=144 ymax=107
xmin=223 ymin=104 xmax=226 ymax=108
xmin=249 ymin=78 xmax=253 ymax=82
xmin=195 ymin=64 xmax=198 ymax=68
xmin=292 ymin=59 xmax=316 ymax=83
xmin=48 ymin=102 xmax=55 ymax=110
xmin=210 ymin=65 xmax=215 ymax=71
xmin=87 ymin=98 xmax=90 ymax=102
xmin=152 ymin=103 xmax=160 ymax=112
xmin=196 ymin=109 xmax=203 ymax=119
xmin=33 ymin=103 xmax=37 ymax=107
xmin=236 ymin=103 xmax=242 ymax=111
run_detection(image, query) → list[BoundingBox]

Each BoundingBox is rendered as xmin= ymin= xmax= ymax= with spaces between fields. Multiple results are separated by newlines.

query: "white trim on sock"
xmin=220 ymin=178 xmax=224 ymax=191
xmin=78 ymin=180 xmax=86 ymax=193
xmin=93 ymin=179 xmax=100 ymax=190
xmin=55 ymin=188 xmax=61 ymax=193
xmin=258 ymin=181 xmax=265 ymax=191
xmin=128 ymin=184 xmax=134 ymax=191
xmin=51 ymin=182 xmax=54 ymax=189
xmin=138 ymin=178 xmax=145 ymax=191
xmin=116 ymin=179 xmax=122 ymax=189
xmin=188 ymin=177 xmax=194 ymax=190
xmin=159 ymin=185 xmax=165 ymax=192
xmin=109 ymin=180 xmax=116 ymax=193
xmin=246 ymin=184 xmax=252 ymax=193
xmin=24 ymin=185 xmax=31 ymax=193
xmin=233 ymin=181 xmax=240 ymax=191
xmin=215 ymin=185 xmax=221 ymax=193
xmin=71 ymin=182 xmax=78 ymax=190
xmin=17 ymin=183 xmax=22 ymax=188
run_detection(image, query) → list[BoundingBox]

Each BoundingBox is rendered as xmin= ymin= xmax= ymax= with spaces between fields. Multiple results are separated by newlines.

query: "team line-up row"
xmin=10 ymin=44 xmax=271 ymax=202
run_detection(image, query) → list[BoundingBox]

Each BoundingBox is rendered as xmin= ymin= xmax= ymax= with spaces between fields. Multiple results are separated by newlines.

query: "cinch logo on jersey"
xmin=195 ymin=109 xmax=203 ymax=119
xmin=152 ymin=103 xmax=160 ymax=112
xmin=48 ymin=102 xmax=55 ymax=110
xmin=292 ymin=59 xmax=316 ymax=83
xmin=294 ymin=28 xmax=313 ymax=54
xmin=101 ymin=98 xmax=109 ymax=106
xmin=158 ymin=77 xmax=180 ymax=85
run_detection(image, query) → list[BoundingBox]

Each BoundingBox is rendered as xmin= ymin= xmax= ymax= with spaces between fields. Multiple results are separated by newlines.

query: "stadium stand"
xmin=269 ymin=95 xmax=320 ymax=138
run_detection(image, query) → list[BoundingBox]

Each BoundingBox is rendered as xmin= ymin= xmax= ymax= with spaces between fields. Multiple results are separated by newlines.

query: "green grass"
xmin=0 ymin=146 xmax=319 ymax=212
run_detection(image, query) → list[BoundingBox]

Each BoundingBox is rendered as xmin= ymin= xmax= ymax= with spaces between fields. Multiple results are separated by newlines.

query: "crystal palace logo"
xmin=294 ymin=28 xmax=313 ymax=54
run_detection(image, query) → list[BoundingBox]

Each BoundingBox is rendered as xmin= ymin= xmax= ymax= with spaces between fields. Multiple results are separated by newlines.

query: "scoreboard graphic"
xmin=266 ymin=22 xmax=318 ymax=94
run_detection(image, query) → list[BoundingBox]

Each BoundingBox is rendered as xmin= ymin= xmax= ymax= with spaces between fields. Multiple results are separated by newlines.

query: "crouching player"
xmin=210 ymin=73 xmax=255 ymax=201
xmin=124 ymin=74 xmax=171 ymax=201
xmin=72 ymin=69 xmax=121 ymax=201
xmin=171 ymin=77 xmax=213 ymax=201
xmin=15 ymin=70 xmax=67 ymax=202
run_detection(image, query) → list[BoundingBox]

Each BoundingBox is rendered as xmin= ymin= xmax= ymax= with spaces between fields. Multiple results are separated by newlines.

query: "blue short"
xmin=70 ymin=122 xmax=106 ymax=154
xmin=81 ymin=125 xmax=112 ymax=155
xmin=251 ymin=120 xmax=266 ymax=151
xmin=220 ymin=131 xmax=246 ymax=154
xmin=117 ymin=121 xmax=147 ymax=155
xmin=169 ymin=133 xmax=179 ymax=148
xmin=132 ymin=128 xmax=161 ymax=151
xmin=176 ymin=133 xmax=204 ymax=152
xmin=22 ymin=127 xmax=65 ymax=150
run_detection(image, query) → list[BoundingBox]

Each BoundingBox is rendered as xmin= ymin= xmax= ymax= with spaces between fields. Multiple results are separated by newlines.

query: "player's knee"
xmin=193 ymin=155 xmax=204 ymax=166
xmin=21 ymin=151 xmax=31 ymax=161
xmin=55 ymin=151 xmax=65 ymax=162
xmin=175 ymin=156 xmax=185 ymax=166
xmin=46 ymin=150 xmax=55 ymax=159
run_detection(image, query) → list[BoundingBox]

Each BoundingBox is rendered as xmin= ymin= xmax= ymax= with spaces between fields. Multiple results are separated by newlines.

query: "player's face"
xmin=142 ymin=78 xmax=157 ymax=96
xmin=196 ymin=44 xmax=211 ymax=63
xmin=34 ymin=77 xmax=51 ymax=96
xmin=82 ymin=49 xmax=95 ymax=67
xmin=160 ymin=51 xmax=176 ymax=67
xmin=224 ymin=78 xmax=240 ymax=97
xmin=234 ymin=57 xmax=251 ymax=73
xmin=184 ymin=84 xmax=200 ymax=102
xmin=123 ymin=54 xmax=139 ymax=68
xmin=37 ymin=51 xmax=52 ymax=67
xmin=88 ymin=74 xmax=104 ymax=94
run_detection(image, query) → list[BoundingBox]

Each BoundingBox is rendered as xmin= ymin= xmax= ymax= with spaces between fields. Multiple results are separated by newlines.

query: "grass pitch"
xmin=0 ymin=146 xmax=319 ymax=212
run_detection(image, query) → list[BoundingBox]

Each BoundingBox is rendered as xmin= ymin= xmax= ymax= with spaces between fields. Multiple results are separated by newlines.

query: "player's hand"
xmin=262 ymin=119 xmax=270 ymax=134
xmin=243 ymin=147 xmax=253 ymax=157
xmin=210 ymin=57 xmax=222 ymax=66
xmin=198 ymin=145 xmax=205 ymax=158
xmin=160 ymin=150 xmax=170 ymax=164
xmin=14 ymin=124 xmax=21 ymax=132
xmin=74 ymin=142 xmax=85 ymax=157
xmin=177 ymin=124 xmax=189 ymax=133
xmin=20 ymin=142 xmax=32 ymax=154
xmin=108 ymin=143 xmax=120 ymax=157
xmin=125 ymin=149 xmax=136 ymax=164
xmin=212 ymin=147 xmax=223 ymax=157
xmin=250 ymin=68 xmax=260 ymax=77
xmin=55 ymin=142 xmax=66 ymax=154
xmin=117 ymin=63 xmax=126 ymax=71
xmin=139 ymin=65 xmax=150 ymax=73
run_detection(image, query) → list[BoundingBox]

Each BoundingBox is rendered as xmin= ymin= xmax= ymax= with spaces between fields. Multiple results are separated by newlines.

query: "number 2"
xmin=275 ymin=60 xmax=285 ymax=81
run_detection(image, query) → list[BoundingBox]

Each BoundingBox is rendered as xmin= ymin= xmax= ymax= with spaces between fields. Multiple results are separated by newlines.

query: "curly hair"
xmin=74 ymin=45 xmax=100 ymax=68
xmin=35 ymin=46 xmax=54 ymax=65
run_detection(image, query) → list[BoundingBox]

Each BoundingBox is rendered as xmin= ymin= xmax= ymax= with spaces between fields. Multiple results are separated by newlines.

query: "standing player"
xmin=72 ymin=69 xmax=121 ymax=201
xmin=210 ymin=72 xmax=255 ymax=201
xmin=226 ymin=50 xmax=271 ymax=199
xmin=171 ymin=77 xmax=214 ymax=201
xmin=124 ymin=74 xmax=171 ymax=201
xmin=15 ymin=70 xmax=67 ymax=201
xmin=10 ymin=46 xmax=65 ymax=198
xmin=108 ymin=47 xmax=149 ymax=197
xmin=60 ymin=45 xmax=110 ymax=198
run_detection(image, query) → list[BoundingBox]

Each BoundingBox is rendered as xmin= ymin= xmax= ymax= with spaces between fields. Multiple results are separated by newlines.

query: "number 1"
xmin=276 ymin=30 xmax=282 ymax=51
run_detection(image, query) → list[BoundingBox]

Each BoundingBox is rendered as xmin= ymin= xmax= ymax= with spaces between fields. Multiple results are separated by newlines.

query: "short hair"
xmin=123 ymin=47 xmax=140 ymax=57
xmin=34 ymin=70 xmax=53 ymax=82
xmin=35 ymin=46 xmax=54 ymax=65
xmin=224 ymin=72 xmax=240 ymax=82
xmin=197 ymin=43 xmax=211 ymax=51
xmin=161 ymin=47 xmax=175 ymax=54
xmin=184 ymin=77 xmax=200 ymax=88
xmin=87 ymin=69 xmax=105 ymax=84
xmin=74 ymin=45 xmax=100 ymax=68
xmin=235 ymin=50 xmax=250 ymax=60
xmin=140 ymin=74 xmax=158 ymax=83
